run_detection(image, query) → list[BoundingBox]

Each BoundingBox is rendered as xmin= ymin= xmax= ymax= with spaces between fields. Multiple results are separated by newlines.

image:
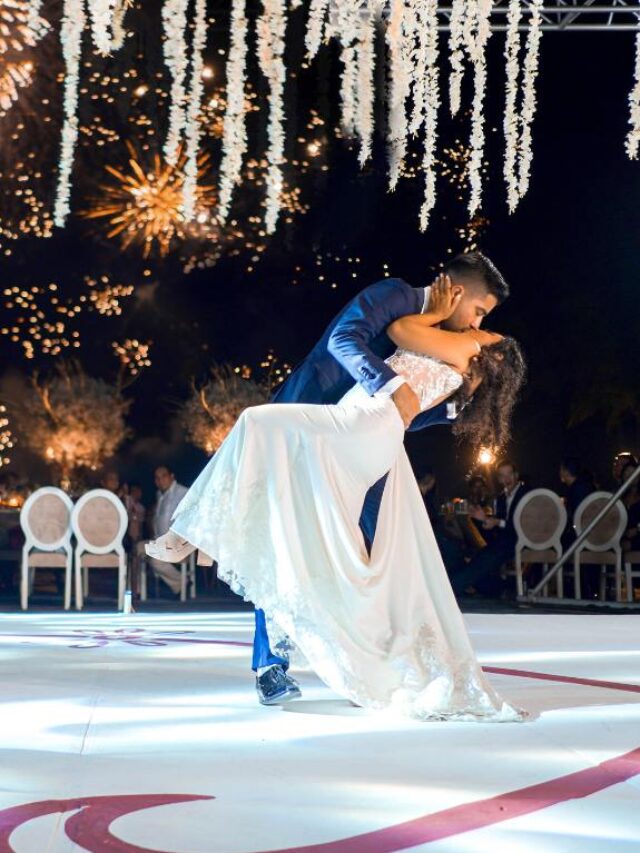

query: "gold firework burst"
xmin=0 ymin=0 xmax=48 ymax=111
xmin=80 ymin=142 xmax=217 ymax=258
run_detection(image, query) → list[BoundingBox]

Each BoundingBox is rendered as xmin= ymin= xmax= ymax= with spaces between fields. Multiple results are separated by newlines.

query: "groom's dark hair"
xmin=443 ymin=252 xmax=510 ymax=304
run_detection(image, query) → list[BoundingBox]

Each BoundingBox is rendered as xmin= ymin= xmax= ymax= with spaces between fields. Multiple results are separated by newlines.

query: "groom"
xmin=255 ymin=251 xmax=510 ymax=705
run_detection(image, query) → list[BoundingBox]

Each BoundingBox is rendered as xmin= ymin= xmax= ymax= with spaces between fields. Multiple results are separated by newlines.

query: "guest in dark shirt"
xmin=613 ymin=452 xmax=638 ymax=487
xmin=559 ymin=456 xmax=595 ymax=548
xmin=452 ymin=460 xmax=528 ymax=598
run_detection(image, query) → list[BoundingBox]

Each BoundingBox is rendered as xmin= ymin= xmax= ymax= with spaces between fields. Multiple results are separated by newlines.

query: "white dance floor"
xmin=0 ymin=610 xmax=639 ymax=852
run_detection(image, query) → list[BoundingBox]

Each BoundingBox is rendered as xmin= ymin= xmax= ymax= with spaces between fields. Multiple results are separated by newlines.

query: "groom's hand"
xmin=392 ymin=383 xmax=420 ymax=428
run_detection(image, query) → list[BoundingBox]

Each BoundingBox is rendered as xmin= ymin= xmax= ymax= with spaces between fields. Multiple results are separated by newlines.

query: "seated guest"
xmin=466 ymin=474 xmax=495 ymax=550
xmin=451 ymin=460 xmax=528 ymax=598
xmin=612 ymin=452 xmax=638 ymax=487
xmin=101 ymin=469 xmax=124 ymax=497
xmin=559 ymin=456 xmax=595 ymax=547
xmin=149 ymin=465 xmax=188 ymax=596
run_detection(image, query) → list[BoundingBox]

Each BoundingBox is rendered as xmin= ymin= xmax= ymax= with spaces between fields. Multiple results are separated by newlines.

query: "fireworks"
xmin=80 ymin=142 xmax=217 ymax=258
xmin=1 ymin=282 xmax=82 ymax=359
xmin=112 ymin=338 xmax=152 ymax=379
xmin=0 ymin=0 xmax=48 ymax=56
xmin=86 ymin=275 xmax=134 ymax=316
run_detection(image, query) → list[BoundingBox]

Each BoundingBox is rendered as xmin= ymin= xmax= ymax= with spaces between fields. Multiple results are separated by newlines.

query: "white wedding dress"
xmin=170 ymin=350 xmax=527 ymax=722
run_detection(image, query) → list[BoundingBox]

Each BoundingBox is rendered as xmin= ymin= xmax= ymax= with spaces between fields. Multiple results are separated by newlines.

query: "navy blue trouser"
xmin=251 ymin=474 xmax=387 ymax=672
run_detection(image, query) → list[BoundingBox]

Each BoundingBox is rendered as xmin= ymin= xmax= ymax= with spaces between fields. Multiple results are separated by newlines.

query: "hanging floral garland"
xmin=306 ymin=0 xmax=330 ymax=59
xmin=257 ymin=0 xmax=288 ymax=234
xmin=53 ymin=0 xmax=86 ymax=227
xmin=503 ymin=0 xmax=543 ymax=211
xmin=87 ymin=0 xmax=117 ymax=55
xmin=448 ymin=0 xmax=467 ymax=117
xmin=218 ymin=0 xmax=248 ymax=223
xmin=162 ymin=0 xmax=189 ymax=166
xmin=355 ymin=5 xmax=375 ymax=166
xmin=503 ymin=0 xmax=522 ymax=212
xmin=25 ymin=0 xmax=49 ymax=43
xmin=516 ymin=0 xmax=543 ymax=200
xmin=627 ymin=27 xmax=640 ymax=159
xmin=386 ymin=0 xmax=410 ymax=190
xmin=414 ymin=0 xmax=440 ymax=232
xmin=466 ymin=0 xmax=493 ymax=218
xmin=182 ymin=0 xmax=207 ymax=220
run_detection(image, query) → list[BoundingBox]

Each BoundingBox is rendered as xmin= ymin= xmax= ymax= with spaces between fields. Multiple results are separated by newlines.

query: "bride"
xmin=147 ymin=277 xmax=528 ymax=722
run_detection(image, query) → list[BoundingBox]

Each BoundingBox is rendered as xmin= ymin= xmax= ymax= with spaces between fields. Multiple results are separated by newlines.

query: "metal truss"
xmin=434 ymin=1 xmax=640 ymax=32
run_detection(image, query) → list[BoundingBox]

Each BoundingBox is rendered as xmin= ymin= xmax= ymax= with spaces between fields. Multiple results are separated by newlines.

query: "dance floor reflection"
xmin=0 ymin=610 xmax=639 ymax=852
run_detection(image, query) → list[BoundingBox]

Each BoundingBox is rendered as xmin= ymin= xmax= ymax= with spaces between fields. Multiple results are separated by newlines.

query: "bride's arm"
xmin=387 ymin=316 xmax=482 ymax=371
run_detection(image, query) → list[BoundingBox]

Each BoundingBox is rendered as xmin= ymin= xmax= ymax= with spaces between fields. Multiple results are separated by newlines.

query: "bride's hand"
xmin=392 ymin=383 xmax=420 ymax=429
xmin=428 ymin=273 xmax=463 ymax=321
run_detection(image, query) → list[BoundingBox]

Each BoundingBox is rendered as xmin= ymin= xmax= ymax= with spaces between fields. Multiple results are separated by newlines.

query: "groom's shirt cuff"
xmin=375 ymin=375 xmax=406 ymax=397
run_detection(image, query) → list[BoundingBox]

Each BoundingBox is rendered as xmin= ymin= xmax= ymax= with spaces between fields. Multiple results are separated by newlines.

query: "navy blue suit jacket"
xmin=272 ymin=277 xmax=454 ymax=431
xmin=495 ymin=483 xmax=530 ymax=546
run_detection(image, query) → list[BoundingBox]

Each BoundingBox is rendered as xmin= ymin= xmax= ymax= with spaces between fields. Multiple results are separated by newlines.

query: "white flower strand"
xmin=328 ymin=3 xmax=358 ymax=137
xmin=448 ymin=0 xmax=467 ymax=117
xmin=54 ymin=0 xmax=86 ymax=227
xmin=218 ymin=0 xmax=248 ymax=223
xmin=386 ymin=0 xmax=410 ymax=190
xmin=26 ymin=0 xmax=49 ymax=42
xmin=417 ymin=0 xmax=441 ymax=232
xmin=87 ymin=0 xmax=117 ymax=55
xmin=306 ymin=0 xmax=329 ymax=59
xmin=340 ymin=41 xmax=358 ymax=135
xmin=407 ymin=0 xmax=424 ymax=137
xmin=503 ymin=0 xmax=522 ymax=212
xmin=355 ymin=5 xmax=375 ymax=165
xmin=182 ymin=0 xmax=207 ymax=220
xmin=257 ymin=0 xmax=288 ymax=234
xmin=110 ymin=0 xmax=130 ymax=51
xmin=466 ymin=0 xmax=493 ymax=217
xmin=516 ymin=0 xmax=543 ymax=200
xmin=162 ymin=0 xmax=189 ymax=166
xmin=627 ymin=24 xmax=640 ymax=159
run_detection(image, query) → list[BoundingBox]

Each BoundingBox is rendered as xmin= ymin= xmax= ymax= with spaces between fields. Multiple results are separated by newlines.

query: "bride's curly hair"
xmin=450 ymin=336 xmax=526 ymax=451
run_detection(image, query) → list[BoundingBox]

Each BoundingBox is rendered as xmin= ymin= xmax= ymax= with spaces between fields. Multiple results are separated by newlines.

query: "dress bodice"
xmin=385 ymin=349 xmax=463 ymax=412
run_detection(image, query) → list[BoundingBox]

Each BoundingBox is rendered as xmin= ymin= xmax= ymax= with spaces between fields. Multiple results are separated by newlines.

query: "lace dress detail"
xmin=170 ymin=352 xmax=528 ymax=723
xmin=385 ymin=349 xmax=463 ymax=411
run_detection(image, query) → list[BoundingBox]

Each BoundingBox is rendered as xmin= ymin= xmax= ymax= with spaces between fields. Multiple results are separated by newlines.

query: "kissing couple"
xmin=147 ymin=251 xmax=528 ymax=722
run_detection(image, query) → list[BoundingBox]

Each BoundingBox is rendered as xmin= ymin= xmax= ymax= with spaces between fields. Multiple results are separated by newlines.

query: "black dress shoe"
xmin=256 ymin=665 xmax=302 ymax=705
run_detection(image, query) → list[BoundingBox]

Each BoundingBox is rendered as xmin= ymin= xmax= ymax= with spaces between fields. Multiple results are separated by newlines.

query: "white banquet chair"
xmin=572 ymin=492 xmax=627 ymax=602
xmin=20 ymin=486 xmax=74 ymax=610
xmin=513 ymin=488 xmax=567 ymax=598
xmin=71 ymin=489 xmax=128 ymax=610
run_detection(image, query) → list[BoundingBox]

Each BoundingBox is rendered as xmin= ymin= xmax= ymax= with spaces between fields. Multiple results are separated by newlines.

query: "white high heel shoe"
xmin=145 ymin=532 xmax=196 ymax=563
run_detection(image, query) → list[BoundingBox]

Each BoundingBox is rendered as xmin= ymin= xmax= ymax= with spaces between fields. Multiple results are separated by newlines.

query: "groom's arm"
xmin=327 ymin=278 xmax=418 ymax=397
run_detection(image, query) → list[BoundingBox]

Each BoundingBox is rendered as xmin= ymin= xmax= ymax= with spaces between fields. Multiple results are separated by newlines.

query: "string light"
xmin=0 ymin=405 xmax=14 ymax=468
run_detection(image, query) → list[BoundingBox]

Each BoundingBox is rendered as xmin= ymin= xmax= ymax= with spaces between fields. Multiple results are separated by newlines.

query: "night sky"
xmin=1 ymin=5 xmax=640 ymax=502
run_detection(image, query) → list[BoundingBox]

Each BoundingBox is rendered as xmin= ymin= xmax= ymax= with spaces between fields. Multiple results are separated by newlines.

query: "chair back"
xmin=514 ymin=488 xmax=567 ymax=551
xmin=71 ymin=489 xmax=128 ymax=555
xmin=574 ymin=491 xmax=627 ymax=552
xmin=20 ymin=487 xmax=73 ymax=552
